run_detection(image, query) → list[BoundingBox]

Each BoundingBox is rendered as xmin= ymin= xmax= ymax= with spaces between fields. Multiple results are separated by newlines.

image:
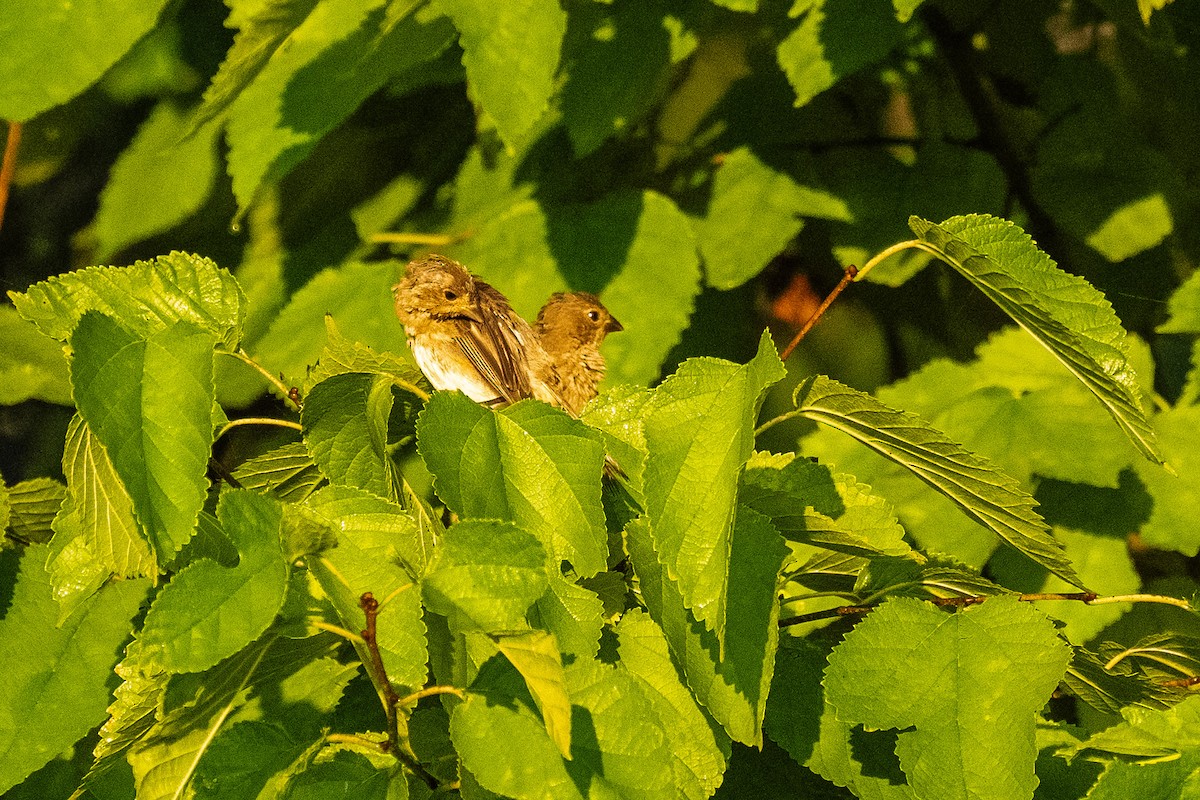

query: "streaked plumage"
xmin=535 ymin=291 xmax=623 ymax=416
xmin=393 ymin=255 xmax=557 ymax=406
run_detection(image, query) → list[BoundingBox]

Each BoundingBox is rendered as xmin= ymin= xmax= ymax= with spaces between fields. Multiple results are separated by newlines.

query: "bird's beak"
xmin=606 ymin=315 xmax=624 ymax=333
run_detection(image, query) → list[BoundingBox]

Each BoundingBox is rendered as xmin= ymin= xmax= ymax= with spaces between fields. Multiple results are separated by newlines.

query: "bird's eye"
xmin=587 ymin=310 xmax=600 ymax=322
xmin=444 ymin=290 xmax=457 ymax=301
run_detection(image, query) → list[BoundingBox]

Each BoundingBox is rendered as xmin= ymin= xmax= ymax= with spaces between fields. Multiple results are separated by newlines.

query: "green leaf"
xmin=422 ymin=519 xmax=549 ymax=632
xmin=189 ymin=0 xmax=321 ymax=130
xmin=417 ymin=393 xmax=609 ymax=577
xmin=1060 ymin=696 xmax=1200 ymax=800
xmin=1060 ymin=646 xmax=1176 ymax=717
xmin=990 ymin=525 xmax=1139 ymax=645
xmin=776 ymin=0 xmax=905 ymax=108
xmin=92 ymin=102 xmax=222 ymax=261
xmin=230 ymin=441 xmax=326 ymax=503
xmin=740 ymin=450 xmax=911 ymax=557
xmin=1133 ymin=405 xmax=1200 ymax=556
xmin=0 ymin=0 xmax=172 ymax=120
xmin=0 ymin=306 xmax=72 ymax=406
xmin=450 ymin=656 xmax=580 ymax=800
xmin=643 ymin=331 xmax=786 ymax=636
xmin=10 ymin=253 xmax=245 ymax=351
xmin=964 ymin=327 xmax=1140 ymax=486
xmin=305 ymin=315 xmax=428 ymax=395
xmin=304 ymin=482 xmax=431 ymax=577
xmin=821 ymin=144 xmax=1005 ymax=285
xmin=70 ymin=314 xmax=216 ymax=558
xmin=57 ymin=414 xmax=157 ymax=578
xmin=305 ymin=485 xmax=428 ymax=689
xmin=823 ymin=596 xmax=1072 ymax=800
xmin=191 ymin=721 xmax=316 ymax=800
xmin=43 ymin=522 xmax=110 ymax=620
xmin=253 ymin=260 xmax=408 ymax=389
xmin=765 ymin=638 xmax=915 ymax=800
xmin=615 ymin=609 xmax=731 ymax=800
xmin=908 ymin=214 xmax=1163 ymax=466
xmin=792 ymin=374 xmax=1081 ymax=586
xmin=562 ymin=659 xmax=676 ymax=800
xmin=450 ymin=189 xmax=702 ymax=387
xmin=6 ymin=478 xmax=65 ymax=545
xmin=451 ymin=656 xmax=675 ymax=800
xmin=1157 ymin=269 xmax=1200 ymax=335
xmin=302 ymin=372 xmax=399 ymax=501
xmin=494 ymin=631 xmax=572 ymax=759
xmin=531 ymin=574 xmax=606 ymax=660
xmin=1032 ymin=110 xmax=1176 ymax=262
xmin=560 ymin=1 xmax=670 ymax=157
xmin=433 ymin=0 xmax=566 ymax=149
xmin=282 ymin=749 xmax=396 ymax=799
xmin=1085 ymin=755 xmax=1200 ymax=800
xmin=138 ymin=490 xmax=290 ymax=672
xmin=226 ymin=0 xmax=454 ymax=210
xmin=1068 ymin=693 xmax=1200 ymax=761
xmin=0 ymin=546 xmax=150 ymax=793
xmin=893 ymin=0 xmax=923 ymax=21
xmin=580 ymin=384 xmax=652 ymax=494
xmin=124 ymin=633 xmax=341 ymax=800
xmin=626 ymin=508 xmax=789 ymax=746
xmin=695 ymin=147 xmax=850 ymax=290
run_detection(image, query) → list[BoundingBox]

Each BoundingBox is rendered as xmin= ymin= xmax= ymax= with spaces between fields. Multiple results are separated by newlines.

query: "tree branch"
xmin=359 ymin=592 xmax=440 ymax=790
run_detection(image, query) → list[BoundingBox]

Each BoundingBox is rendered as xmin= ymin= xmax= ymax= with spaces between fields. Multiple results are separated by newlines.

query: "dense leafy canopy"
xmin=4 ymin=1 xmax=1200 ymax=799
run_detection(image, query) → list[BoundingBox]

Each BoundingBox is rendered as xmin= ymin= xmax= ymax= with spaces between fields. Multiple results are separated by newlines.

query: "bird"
xmin=392 ymin=255 xmax=559 ymax=407
xmin=534 ymin=291 xmax=623 ymax=416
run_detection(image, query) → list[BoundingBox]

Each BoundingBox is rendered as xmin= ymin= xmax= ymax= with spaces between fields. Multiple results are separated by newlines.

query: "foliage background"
xmin=4 ymin=0 xmax=1200 ymax=798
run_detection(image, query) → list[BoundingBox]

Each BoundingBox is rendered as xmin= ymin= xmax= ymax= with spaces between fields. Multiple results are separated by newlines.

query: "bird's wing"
xmin=452 ymin=301 xmax=533 ymax=405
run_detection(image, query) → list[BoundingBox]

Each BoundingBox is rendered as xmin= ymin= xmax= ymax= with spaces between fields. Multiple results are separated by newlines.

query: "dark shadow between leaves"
xmin=544 ymin=190 xmax=643 ymax=295
xmin=847 ymin=725 xmax=908 ymax=785
xmin=564 ymin=704 xmax=604 ymax=797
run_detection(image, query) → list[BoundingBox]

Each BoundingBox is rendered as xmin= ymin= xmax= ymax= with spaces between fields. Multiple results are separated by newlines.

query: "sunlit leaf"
xmin=792 ymin=374 xmax=1080 ymax=586
xmin=908 ymin=214 xmax=1163 ymax=466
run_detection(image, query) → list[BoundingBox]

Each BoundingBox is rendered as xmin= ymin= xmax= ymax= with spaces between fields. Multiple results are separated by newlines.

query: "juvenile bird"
xmin=393 ymin=255 xmax=557 ymax=407
xmin=535 ymin=291 xmax=623 ymax=416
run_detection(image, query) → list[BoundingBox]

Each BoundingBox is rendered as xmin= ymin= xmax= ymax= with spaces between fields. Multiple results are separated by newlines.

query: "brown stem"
xmin=779 ymin=590 xmax=1100 ymax=627
xmin=0 ymin=120 xmax=22 ymax=233
xmin=359 ymin=592 xmax=439 ymax=790
xmin=1159 ymin=675 xmax=1200 ymax=688
xmin=779 ymin=265 xmax=858 ymax=361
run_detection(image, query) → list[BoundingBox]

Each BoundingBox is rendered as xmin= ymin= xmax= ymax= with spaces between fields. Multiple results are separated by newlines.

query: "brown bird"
xmin=393 ymin=255 xmax=558 ymax=407
xmin=535 ymin=291 xmax=624 ymax=416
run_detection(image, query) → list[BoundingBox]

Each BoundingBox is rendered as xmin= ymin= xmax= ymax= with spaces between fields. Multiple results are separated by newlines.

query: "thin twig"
xmin=779 ymin=265 xmax=859 ymax=361
xmin=222 ymin=349 xmax=303 ymax=411
xmin=397 ymin=684 xmax=466 ymax=708
xmin=854 ymin=239 xmax=942 ymax=282
xmin=326 ymin=732 xmax=388 ymax=750
xmin=1087 ymin=593 xmax=1195 ymax=611
xmin=370 ymin=231 xmax=463 ymax=247
xmin=215 ymin=417 xmax=304 ymax=440
xmin=0 ymin=120 xmax=22 ymax=233
xmin=1159 ymin=675 xmax=1200 ymax=689
xmin=359 ymin=593 xmax=439 ymax=790
xmin=310 ymin=620 xmax=366 ymax=645
xmin=778 ymin=590 xmax=1103 ymax=627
